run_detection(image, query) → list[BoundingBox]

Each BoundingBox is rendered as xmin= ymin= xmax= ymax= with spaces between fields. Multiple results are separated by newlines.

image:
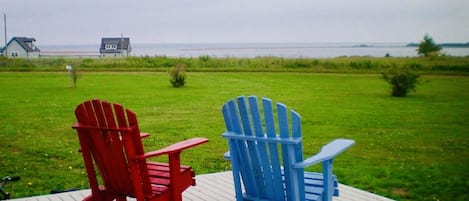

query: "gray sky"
xmin=1 ymin=0 xmax=468 ymax=45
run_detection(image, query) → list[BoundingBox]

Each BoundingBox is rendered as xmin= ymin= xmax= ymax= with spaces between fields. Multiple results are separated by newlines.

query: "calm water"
xmin=41 ymin=43 xmax=469 ymax=58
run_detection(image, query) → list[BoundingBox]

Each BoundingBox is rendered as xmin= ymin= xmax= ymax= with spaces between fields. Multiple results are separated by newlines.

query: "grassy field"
xmin=0 ymin=72 xmax=468 ymax=201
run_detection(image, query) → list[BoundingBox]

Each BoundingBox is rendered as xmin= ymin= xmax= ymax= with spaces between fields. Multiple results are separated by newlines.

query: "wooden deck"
xmin=10 ymin=171 xmax=394 ymax=201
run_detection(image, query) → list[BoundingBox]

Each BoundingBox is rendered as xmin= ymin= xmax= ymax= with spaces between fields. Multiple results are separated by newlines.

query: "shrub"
xmin=382 ymin=66 xmax=420 ymax=97
xmin=199 ymin=55 xmax=211 ymax=62
xmin=169 ymin=64 xmax=186 ymax=87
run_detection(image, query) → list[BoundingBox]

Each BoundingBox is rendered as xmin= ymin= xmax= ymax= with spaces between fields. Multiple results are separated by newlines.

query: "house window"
xmin=105 ymin=44 xmax=118 ymax=49
xmin=11 ymin=52 xmax=18 ymax=57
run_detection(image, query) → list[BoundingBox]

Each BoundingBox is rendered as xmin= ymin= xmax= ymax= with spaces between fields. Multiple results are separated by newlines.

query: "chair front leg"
xmin=322 ymin=159 xmax=334 ymax=201
xmin=168 ymin=152 xmax=183 ymax=201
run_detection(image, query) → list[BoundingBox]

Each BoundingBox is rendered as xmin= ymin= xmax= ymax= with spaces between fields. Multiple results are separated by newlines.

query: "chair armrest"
xmin=293 ymin=139 xmax=354 ymax=168
xmin=140 ymin=133 xmax=150 ymax=138
xmin=224 ymin=151 xmax=231 ymax=160
xmin=136 ymin=137 xmax=208 ymax=160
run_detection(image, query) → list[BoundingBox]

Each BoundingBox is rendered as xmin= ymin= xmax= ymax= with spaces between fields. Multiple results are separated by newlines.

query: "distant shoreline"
xmin=406 ymin=42 xmax=469 ymax=47
xmin=35 ymin=42 xmax=469 ymax=58
xmin=40 ymin=51 xmax=100 ymax=58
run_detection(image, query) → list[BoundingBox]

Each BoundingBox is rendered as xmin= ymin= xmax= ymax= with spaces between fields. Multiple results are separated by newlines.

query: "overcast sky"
xmin=1 ymin=0 xmax=468 ymax=45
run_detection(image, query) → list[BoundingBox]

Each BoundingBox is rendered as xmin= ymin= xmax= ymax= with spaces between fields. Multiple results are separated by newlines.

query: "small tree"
xmin=66 ymin=65 xmax=80 ymax=88
xmin=169 ymin=64 xmax=186 ymax=88
xmin=417 ymin=34 xmax=442 ymax=57
xmin=382 ymin=66 xmax=420 ymax=97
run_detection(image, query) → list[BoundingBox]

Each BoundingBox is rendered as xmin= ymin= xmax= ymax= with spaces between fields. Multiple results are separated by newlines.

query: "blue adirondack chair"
xmin=222 ymin=96 xmax=355 ymax=201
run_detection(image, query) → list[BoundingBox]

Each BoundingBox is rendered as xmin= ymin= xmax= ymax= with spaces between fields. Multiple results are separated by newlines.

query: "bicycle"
xmin=0 ymin=176 xmax=20 ymax=200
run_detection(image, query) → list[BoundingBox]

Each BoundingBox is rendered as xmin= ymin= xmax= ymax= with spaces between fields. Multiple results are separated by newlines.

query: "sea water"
xmin=40 ymin=43 xmax=469 ymax=58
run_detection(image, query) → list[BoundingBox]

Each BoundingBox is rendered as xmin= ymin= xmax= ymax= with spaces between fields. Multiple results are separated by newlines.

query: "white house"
xmin=99 ymin=37 xmax=131 ymax=58
xmin=2 ymin=37 xmax=40 ymax=58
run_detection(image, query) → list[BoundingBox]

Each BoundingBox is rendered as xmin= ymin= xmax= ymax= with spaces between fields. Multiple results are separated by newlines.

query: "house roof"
xmin=6 ymin=37 xmax=40 ymax=52
xmin=99 ymin=37 xmax=131 ymax=53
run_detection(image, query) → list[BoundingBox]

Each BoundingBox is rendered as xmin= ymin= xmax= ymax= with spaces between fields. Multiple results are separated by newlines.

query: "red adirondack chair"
xmin=72 ymin=99 xmax=208 ymax=201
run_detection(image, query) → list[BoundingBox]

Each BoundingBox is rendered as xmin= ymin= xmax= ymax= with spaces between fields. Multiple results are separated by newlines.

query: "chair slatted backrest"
xmin=74 ymin=99 xmax=151 ymax=198
xmin=222 ymin=96 xmax=306 ymax=201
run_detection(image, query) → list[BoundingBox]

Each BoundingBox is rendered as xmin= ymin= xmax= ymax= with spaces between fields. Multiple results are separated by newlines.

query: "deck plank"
xmin=10 ymin=171 xmax=394 ymax=201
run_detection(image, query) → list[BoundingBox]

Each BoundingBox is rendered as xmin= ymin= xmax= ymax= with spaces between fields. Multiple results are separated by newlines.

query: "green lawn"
xmin=0 ymin=72 xmax=468 ymax=201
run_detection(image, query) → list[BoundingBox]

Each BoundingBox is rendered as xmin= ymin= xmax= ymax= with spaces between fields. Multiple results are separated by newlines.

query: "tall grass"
xmin=1 ymin=56 xmax=468 ymax=74
xmin=0 ymin=72 xmax=468 ymax=201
